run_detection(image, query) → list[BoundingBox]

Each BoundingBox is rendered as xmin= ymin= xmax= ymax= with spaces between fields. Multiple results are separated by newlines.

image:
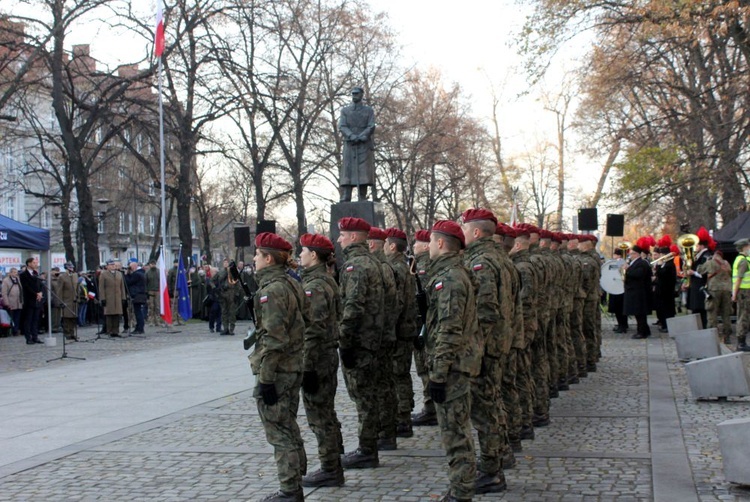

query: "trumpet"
xmin=650 ymin=252 xmax=675 ymax=267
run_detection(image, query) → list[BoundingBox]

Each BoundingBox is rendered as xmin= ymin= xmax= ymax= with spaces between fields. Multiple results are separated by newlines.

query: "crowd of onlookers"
xmin=0 ymin=257 xmax=258 ymax=343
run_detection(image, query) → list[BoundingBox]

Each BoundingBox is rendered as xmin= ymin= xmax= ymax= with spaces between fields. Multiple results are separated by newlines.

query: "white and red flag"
xmin=158 ymin=253 xmax=172 ymax=324
xmin=154 ymin=0 xmax=165 ymax=57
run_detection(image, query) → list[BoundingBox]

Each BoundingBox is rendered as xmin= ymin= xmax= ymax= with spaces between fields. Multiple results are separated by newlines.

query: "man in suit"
xmin=624 ymin=240 xmax=653 ymax=339
xmin=19 ymin=257 xmax=44 ymax=345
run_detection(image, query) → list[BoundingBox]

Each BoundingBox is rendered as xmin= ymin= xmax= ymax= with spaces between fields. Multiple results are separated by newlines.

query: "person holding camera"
xmin=125 ymin=261 xmax=148 ymax=334
xmin=214 ymin=258 xmax=240 ymax=335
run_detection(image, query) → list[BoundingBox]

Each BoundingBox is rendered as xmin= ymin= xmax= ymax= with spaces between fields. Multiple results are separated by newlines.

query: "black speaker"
xmin=234 ymin=226 xmax=251 ymax=248
xmin=578 ymin=208 xmax=598 ymax=231
xmin=606 ymin=214 xmax=625 ymax=237
xmin=257 ymin=220 xmax=276 ymax=234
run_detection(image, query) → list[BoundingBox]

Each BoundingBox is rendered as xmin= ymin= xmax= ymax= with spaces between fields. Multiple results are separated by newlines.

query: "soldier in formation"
xmin=239 ymin=214 xmax=608 ymax=502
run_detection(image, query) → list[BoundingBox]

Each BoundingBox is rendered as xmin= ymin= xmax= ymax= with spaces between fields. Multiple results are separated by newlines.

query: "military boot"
xmin=259 ymin=488 xmax=304 ymax=502
xmin=301 ymin=467 xmax=345 ymax=488
xmin=577 ymin=365 xmax=588 ymax=378
xmin=439 ymin=492 xmax=471 ymax=502
xmin=549 ymin=385 xmax=559 ymax=398
xmin=532 ymin=413 xmax=550 ymax=427
xmin=341 ymin=448 xmax=379 ymax=469
xmin=377 ymin=437 xmax=397 ymax=451
xmin=475 ymin=469 xmax=507 ymax=494
xmin=738 ymin=336 xmax=750 ymax=352
xmin=558 ymin=379 xmax=570 ymax=391
xmin=411 ymin=408 xmax=438 ymax=426
xmin=520 ymin=425 xmax=535 ymax=440
xmin=509 ymin=437 xmax=523 ymax=452
xmin=586 ymin=361 xmax=597 ymax=372
xmin=396 ymin=422 xmax=413 ymax=438
xmin=501 ymin=450 xmax=516 ymax=469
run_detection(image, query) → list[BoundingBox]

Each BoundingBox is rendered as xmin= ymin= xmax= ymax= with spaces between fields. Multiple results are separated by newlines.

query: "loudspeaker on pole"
xmin=578 ymin=208 xmax=598 ymax=231
xmin=256 ymin=220 xmax=276 ymax=235
xmin=606 ymin=214 xmax=625 ymax=237
xmin=234 ymin=226 xmax=251 ymax=248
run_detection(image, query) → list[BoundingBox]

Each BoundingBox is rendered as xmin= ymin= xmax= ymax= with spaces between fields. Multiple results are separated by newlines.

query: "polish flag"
xmin=158 ymin=253 xmax=172 ymax=324
xmin=154 ymin=0 xmax=165 ymax=57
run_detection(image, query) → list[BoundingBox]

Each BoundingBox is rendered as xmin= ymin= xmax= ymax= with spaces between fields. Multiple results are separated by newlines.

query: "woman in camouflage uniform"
xmin=298 ymin=233 xmax=345 ymax=488
xmin=249 ymin=232 xmax=307 ymax=502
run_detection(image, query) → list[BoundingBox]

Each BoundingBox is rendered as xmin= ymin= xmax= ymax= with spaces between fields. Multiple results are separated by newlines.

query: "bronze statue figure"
xmin=339 ymin=86 xmax=376 ymax=202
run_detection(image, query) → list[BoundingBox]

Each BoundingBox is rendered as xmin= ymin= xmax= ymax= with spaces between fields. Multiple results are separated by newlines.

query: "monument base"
xmin=330 ymin=201 xmax=385 ymax=268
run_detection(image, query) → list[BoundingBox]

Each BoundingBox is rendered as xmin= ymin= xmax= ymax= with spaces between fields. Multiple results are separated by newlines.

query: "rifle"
xmin=410 ymin=255 xmax=428 ymax=350
xmin=238 ymin=269 xmax=257 ymax=350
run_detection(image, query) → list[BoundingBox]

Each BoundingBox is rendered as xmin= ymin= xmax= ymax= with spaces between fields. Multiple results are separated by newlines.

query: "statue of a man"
xmin=338 ymin=86 xmax=376 ymax=202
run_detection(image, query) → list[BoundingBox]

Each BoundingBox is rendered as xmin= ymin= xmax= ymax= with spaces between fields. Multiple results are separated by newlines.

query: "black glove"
xmin=258 ymin=382 xmax=278 ymax=406
xmin=429 ymin=380 xmax=446 ymax=404
xmin=413 ymin=336 xmax=425 ymax=350
xmin=302 ymin=371 xmax=319 ymax=394
xmin=100 ymin=300 xmax=107 ymax=308
xmin=339 ymin=347 xmax=356 ymax=369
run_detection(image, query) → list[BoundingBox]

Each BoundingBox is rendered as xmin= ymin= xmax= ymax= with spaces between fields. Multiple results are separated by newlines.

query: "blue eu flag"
xmin=177 ymin=253 xmax=192 ymax=320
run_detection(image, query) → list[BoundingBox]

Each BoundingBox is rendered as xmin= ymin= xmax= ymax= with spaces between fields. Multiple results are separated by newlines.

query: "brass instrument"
xmin=650 ymin=252 xmax=675 ymax=267
xmin=617 ymin=242 xmax=632 ymax=279
xmin=618 ymin=241 xmax=632 ymax=252
xmin=677 ymin=233 xmax=700 ymax=286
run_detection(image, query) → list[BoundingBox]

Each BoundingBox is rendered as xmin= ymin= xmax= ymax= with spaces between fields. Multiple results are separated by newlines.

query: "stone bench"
xmin=674 ymin=328 xmax=720 ymax=361
xmin=718 ymin=417 xmax=750 ymax=484
xmin=685 ymin=352 xmax=750 ymax=400
xmin=666 ymin=313 xmax=701 ymax=338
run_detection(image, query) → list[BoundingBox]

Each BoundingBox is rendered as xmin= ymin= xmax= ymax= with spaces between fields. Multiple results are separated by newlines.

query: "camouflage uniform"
xmin=699 ymin=258 xmax=733 ymax=343
xmin=426 ymin=252 xmax=482 ymax=500
xmin=301 ymin=263 xmax=343 ymax=472
xmin=733 ymin=254 xmax=750 ymax=349
xmin=373 ymin=249 xmax=400 ymax=445
xmin=558 ymin=247 xmax=578 ymax=385
xmin=545 ymin=247 xmax=567 ymax=393
xmin=167 ymin=265 xmax=184 ymax=325
xmin=249 ymin=265 xmax=307 ymax=495
xmin=339 ymin=242 xmax=384 ymax=456
xmin=215 ymin=268 xmax=240 ymax=334
xmin=412 ymin=252 xmax=434 ymax=418
xmin=496 ymin=242 xmax=524 ymax=449
xmin=580 ymin=249 xmax=602 ymax=368
xmin=387 ymin=251 xmax=418 ymax=430
xmin=464 ymin=236 xmax=510 ymax=478
xmin=569 ymin=248 xmax=588 ymax=374
xmin=511 ymin=248 xmax=538 ymax=438
xmin=145 ymin=266 xmax=161 ymax=326
xmin=529 ymin=245 xmax=551 ymax=424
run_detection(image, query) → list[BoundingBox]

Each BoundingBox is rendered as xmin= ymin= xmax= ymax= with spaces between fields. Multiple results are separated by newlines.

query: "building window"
xmin=148 ymin=182 xmax=155 ymax=197
xmin=191 ymin=219 xmax=196 ymax=235
xmin=41 ymin=209 xmax=50 ymax=229
xmin=138 ymin=215 xmax=145 ymax=234
xmin=100 ymin=251 xmax=106 ymax=264
xmin=119 ymin=213 xmax=125 ymax=234
xmin=97 ymin=217 xmax=104 ymax=234
xmin=149 ymin=215 xmax=155 ymax=235
xmin=7 ymin=197 xmax=15 ymax=219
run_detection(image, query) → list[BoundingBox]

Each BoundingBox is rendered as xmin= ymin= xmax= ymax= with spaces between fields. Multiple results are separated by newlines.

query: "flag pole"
xmin=158 ymin=56 xmax=167 ymax=273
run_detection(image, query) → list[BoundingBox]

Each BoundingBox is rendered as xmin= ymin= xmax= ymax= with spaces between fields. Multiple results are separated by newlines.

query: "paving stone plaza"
xmin=1 ymin=316 xmax=750 ymax=501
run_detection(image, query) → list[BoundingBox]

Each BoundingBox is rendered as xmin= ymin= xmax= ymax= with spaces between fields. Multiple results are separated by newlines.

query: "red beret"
xmin=415 ymin=229 xmax=431 ymax=243
xmin=338 ymin=217 xmax=371 ymax=232
xmin=525 ymin=224 xmax=540 ymax=234
xmin=558 ymin=233 xmax=568 ymax=241
xmin=551 ymin=232 xmax=563 ymax=243
xmin=513 ymin=225 xmax=530 ymax=238
xmin=588 ymin=234 xmax=599 ymax=243
xmin=367 ymin=227 xmax=388 ymax=241
xmin=431 ymin=220 xmax=466 ymax=249
xmin=256 ymin=232 xmax=293 ymax=252
xmin=495 ymin=223 xmax=516 ymax=238
xmin=539 ymin=228 xmax=553 ymax=239
xmin=300 ymin=233 xmax=334 ymax=252
xmin=567 ymin=233 xmax=579 ymax=242
xmin=385 ymin=227 xmax=407 ymax=241
xmin=461 ymin=208 xmax=498 ymax=226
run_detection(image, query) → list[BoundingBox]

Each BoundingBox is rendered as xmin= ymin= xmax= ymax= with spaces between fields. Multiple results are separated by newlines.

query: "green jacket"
xmin=249 ymin=265 xmax=307 ymax=383
xmin=374 ymin=248 xmax=399 ymax=344
xmin=339 ymin=242 xmax=384 ymax=352
xmin=426 ymin=252 xmax=482 ymax=383
xmin=388 ymin=251 xmax=418 ymax=341
xmin=512 ymin=248 xmax=538 ymax=349
xmin=301 ymin=263 xmax=340 ymax=372
xmin=146 ymin=267 xmax=160 ymax=292
xmin=463 ymin=237 xmax=508 ymax=357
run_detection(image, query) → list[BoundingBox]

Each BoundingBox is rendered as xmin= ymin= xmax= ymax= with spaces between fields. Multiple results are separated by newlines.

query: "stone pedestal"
xmin=718 ymin=417 xmax=750 ymax=484
xmin=685 ymin=352 xmax=750 ymax=399
xmin=674 ymin=328 xmax=720 ymax=361
xmin=330 ymin=201 xmax=385 ymax=267
xmin=666 ymin=314 xmax=701 ymax=338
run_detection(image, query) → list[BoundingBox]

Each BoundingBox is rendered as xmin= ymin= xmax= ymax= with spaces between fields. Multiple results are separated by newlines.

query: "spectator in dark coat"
xmin=624 ymin=242 xmax=653 ymax=339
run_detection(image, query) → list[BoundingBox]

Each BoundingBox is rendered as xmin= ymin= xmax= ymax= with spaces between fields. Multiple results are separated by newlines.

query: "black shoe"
xmin=220 ymin=330 xmax=232 ymax=336
xmin=510 ymin=439 xmax=522 ymax=452
xmin=558 ymin=380 xmax=570 ymax=391
xmin=377 ymin=437 xmax=397 ymax=451
xmin=475 ymin=471 xmax=507 ymax=494
xmin=586 ymin=362 xmax=597 ymax=373
xmin=549 ymin=386 xmax=559 ymax=398
xmin=259 ymin=488 xmax=304 ymax=502
xmin=412 ymin=408 xmax=438 ymax=426
xmin=501 ymin=451 xmax=516 ymax=469
xmin=631 ymin=333 xmax=650 ymax=339
xmin=568 ymin=375 xmax=580 ymax=385
xmin=301 ymin=467 xmax=345 ymax=487
xmin=737 ymin=344 xmax=750 ymax=352
xmin=26 ymin=340 xmax=34 ymax=345
xmin=209 ymin=328 xmax=214 ymax=333
xmin=651 ymin=320 xmax=660 ymax=325
xmin=532 ymin=414 xmax=550 ymax=427
xmin=520 ymin=425 xmax=535 ymax=440
xmin=578 ymin=368 xmax=588 ymax=378
xmin=341 ymin=448 xmax=379 ymax=469
xmin=659 ymin=327 xmax=669 ymax=333
xmin=396 ymin=422 xmax=413 ymax=438
xmin=33 ymin=339 xmax=43 ymax=344
xmin=613 ymin=326 xmax=623 ymax=333
xmin=110 ymin=333 xmax=122 ymax=338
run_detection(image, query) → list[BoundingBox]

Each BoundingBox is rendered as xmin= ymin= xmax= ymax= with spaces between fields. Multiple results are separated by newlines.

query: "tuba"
xmin=677 ymin=233 xmax=700 ymax=286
